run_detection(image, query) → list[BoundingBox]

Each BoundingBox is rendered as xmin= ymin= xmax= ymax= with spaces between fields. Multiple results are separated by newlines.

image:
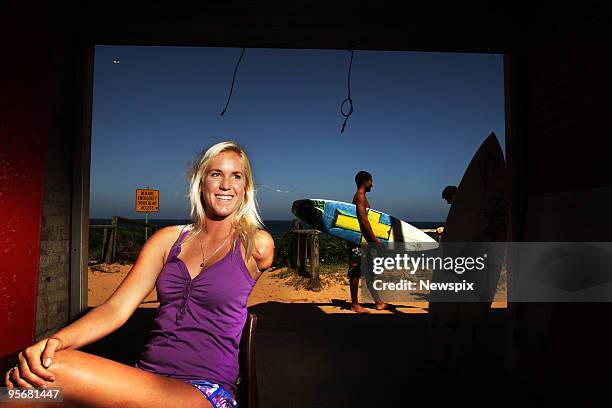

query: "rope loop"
xmin=340 ymin=50 xmax=354 ymax=133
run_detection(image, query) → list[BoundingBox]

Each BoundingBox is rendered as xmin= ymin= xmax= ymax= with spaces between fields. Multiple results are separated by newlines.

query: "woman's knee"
xmin=49 ymin=349 xmax=80 ymax=368
xmin=45 ymin=350 xmax=90 ymax=385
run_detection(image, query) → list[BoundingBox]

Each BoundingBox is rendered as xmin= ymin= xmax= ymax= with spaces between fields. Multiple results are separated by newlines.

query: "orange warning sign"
xmin=135 ymin=189 xmax=159 ymax=212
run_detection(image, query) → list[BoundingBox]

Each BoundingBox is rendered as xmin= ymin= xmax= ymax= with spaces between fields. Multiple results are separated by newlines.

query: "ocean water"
xmin=90 ymin=218 xmax=443 ymax=239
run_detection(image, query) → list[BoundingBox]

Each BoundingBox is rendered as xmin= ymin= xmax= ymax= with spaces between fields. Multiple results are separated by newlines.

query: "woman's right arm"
xmin=53 ymin=226 xmax=180 ymax=349
xmin=5 ymin=226 xmax=181 ymax=388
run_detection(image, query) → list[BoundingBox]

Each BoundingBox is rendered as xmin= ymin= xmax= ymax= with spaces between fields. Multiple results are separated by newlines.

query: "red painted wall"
xmin=0 ymin=5 xmax=50 ymax=357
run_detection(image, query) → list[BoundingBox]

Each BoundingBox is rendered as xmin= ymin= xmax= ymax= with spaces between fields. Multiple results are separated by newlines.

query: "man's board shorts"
xmin=186 ymin=379 xmax=238 ymax=408
xmin=347 ymin=244 xmax=362 ymax=279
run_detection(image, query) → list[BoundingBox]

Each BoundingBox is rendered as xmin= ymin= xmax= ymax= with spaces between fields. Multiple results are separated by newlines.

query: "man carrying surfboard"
xmin=349 ymin=171 xmax=387 ymax=313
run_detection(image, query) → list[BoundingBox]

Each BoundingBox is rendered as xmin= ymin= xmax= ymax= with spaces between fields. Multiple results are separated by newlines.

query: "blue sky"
xmin=90 ymin=46 xmax=505 ymax=222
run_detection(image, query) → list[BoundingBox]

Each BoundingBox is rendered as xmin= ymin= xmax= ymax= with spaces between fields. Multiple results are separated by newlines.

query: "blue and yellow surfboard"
xmin=291 ymin=199 xmax=438 ymax=249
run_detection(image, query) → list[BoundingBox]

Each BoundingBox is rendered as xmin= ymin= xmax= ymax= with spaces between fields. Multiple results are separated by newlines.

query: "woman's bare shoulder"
xmin=151 ymin=224 xmax=183 ymax=239
xmin=253 ymin=229 xmax=274 ymax=270
xmin=148 ymin=225 xmax=191 ymax=252
xmin=254 ymin=229 xmax=273 ymax=246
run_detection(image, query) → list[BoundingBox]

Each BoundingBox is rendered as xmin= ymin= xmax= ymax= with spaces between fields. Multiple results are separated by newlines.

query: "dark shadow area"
xmin=82 ymin=303 xmax=545 ymax=406
xmin=80 ymin=307 xmax=157 ymax=367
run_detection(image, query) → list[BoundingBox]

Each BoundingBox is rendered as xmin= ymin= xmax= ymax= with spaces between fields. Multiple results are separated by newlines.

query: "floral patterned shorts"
xmin=187 ymin=379 xmax=238 ymax=408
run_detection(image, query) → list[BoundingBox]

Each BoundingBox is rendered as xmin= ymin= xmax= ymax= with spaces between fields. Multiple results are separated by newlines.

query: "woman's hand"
xmin=4 ymin=337 xmax=64 ymax=388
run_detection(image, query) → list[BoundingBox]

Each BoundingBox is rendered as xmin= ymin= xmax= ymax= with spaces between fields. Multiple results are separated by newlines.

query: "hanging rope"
xmin=340 ymin=50 xmax=354 ymax=133
xmin=220 ymin=48 xmax=246 ymax=116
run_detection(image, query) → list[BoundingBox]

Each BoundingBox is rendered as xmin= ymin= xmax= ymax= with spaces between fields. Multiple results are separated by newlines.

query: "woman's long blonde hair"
xmin=185 ymin=141 xmax=264 ymax=259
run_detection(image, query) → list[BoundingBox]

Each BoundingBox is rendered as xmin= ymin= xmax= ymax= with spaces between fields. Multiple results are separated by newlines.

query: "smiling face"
xmin=201 ymin=150 xmax=247 ymax=220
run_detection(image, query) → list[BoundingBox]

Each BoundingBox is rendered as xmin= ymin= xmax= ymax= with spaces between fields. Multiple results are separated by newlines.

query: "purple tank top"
xmin=135 ymin=227 xmax=255 ymax=393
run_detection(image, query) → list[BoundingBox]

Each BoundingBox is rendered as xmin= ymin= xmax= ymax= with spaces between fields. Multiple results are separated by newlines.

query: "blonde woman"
xmin=4 ymin=141 xmax=274 ymax=408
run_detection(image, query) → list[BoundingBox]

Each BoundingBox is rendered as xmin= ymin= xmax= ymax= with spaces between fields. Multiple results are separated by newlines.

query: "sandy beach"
xmin=88 ymin=263 xmax=507 ymax=313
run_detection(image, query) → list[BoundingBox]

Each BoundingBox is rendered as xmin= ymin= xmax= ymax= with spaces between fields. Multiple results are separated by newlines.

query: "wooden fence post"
xmin=309 ymin=231 xmax=321 ymax=291
xmin=111 ymin=216 xmax=118 ymax=263
xmin=298 ymin=233 xmax=308 ymax=276
xmin=102 ymin=227 xmax=111 ymax=263
xmin=289 ymin=220 xmax=300 ymax=271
